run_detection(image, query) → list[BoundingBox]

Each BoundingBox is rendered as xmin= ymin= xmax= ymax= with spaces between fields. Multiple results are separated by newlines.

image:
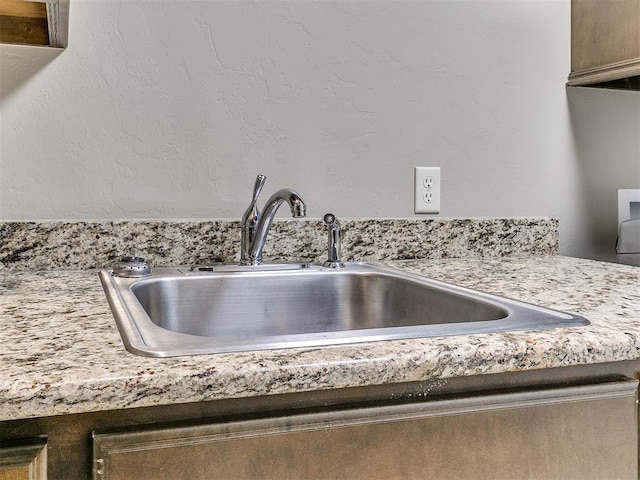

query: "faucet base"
xmin=323 ymin=260 xmax=346 ymax=269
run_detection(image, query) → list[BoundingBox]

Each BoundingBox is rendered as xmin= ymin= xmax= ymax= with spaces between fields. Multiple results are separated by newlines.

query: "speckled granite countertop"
xmin=0 ymin=218 xmax=558 ymax=270
xmin=1 ymin=255 xmax=638 ymax=422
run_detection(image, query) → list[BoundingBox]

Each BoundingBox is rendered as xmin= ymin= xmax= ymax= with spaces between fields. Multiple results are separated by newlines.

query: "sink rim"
xmin=99 ymin=262 xmax=589 ymax=357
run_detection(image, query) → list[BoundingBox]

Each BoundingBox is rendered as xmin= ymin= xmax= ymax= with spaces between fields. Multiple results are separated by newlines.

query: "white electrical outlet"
xmin=414 ymin=167 xmax=440 ymax=214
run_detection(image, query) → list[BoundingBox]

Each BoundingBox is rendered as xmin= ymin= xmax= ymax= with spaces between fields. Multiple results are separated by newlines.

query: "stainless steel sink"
xmin=99 ymin=262 xmax=589 ymax=357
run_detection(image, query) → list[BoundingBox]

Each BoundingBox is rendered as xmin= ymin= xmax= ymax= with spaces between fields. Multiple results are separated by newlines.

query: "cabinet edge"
xmin=568 ymin=57 xmax=640 ymax=86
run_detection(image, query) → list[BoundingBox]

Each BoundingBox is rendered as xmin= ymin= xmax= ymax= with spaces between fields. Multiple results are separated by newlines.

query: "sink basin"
xmin=99 ymin=262 xmax=589 ymax=357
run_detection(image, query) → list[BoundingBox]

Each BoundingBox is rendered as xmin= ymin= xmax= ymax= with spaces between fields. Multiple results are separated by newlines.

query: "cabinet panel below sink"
xmin=93 ymin=380 xmax=637 ymax=480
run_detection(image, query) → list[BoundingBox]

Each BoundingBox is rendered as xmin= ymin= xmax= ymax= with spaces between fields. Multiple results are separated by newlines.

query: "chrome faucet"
xmin=240 ymin=175 xmax=306 ymax=265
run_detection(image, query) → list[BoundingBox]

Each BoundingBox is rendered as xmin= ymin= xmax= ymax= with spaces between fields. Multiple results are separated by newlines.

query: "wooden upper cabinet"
xmin=569 ymin=0 xmax=640 ymax=89
xmin=0 ymin=0 xmax=68 ymax=48
xmin=0 ymin=0 xmax=48 ymax=46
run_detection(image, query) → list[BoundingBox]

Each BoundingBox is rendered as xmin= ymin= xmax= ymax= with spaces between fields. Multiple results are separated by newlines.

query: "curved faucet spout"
xmin=246 ymin=188 xmax=307 ymax=265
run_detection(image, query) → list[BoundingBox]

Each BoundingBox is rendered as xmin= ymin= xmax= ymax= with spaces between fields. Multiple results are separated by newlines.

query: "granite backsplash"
xmin=0 ymin=218 xmax=558 ymax=271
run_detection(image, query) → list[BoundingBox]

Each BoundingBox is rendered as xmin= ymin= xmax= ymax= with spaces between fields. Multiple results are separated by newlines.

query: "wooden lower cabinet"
xmin=92 ymin=380 xmax=638 ymax=480
xmin=0 ymin=440 xmax=47 ymax=480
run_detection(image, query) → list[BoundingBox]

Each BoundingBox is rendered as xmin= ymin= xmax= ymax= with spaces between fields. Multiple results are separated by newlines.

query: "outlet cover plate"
xmin=414 ymin=167 xmax=440 ymax=214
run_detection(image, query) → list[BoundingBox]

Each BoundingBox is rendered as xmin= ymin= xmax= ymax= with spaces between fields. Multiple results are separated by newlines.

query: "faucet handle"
xmin=241 ymin=174 xmax=266 ymax=225
xmin=251 ymin=174 xmax=266 ymax=203
xmin=240 ymin=174 xmax=267 ymax=265
xmin=323 ymin=213 xmax=346 ymax=269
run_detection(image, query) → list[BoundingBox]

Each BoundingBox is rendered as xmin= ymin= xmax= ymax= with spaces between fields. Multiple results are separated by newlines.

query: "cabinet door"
xmin=0 ymin=440 xmax=47 ymax=480
xmin=93 ymin=380 xmax=637 ymax=480
xmin=570 ymin=0 xmax=640 ymax=85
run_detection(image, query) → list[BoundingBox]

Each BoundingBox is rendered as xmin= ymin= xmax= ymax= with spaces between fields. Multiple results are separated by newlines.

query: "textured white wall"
xmin=1 ymin=0 xmax=638 ymax=260
xmin=567 ymin=87 xmax=640 ymax=261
